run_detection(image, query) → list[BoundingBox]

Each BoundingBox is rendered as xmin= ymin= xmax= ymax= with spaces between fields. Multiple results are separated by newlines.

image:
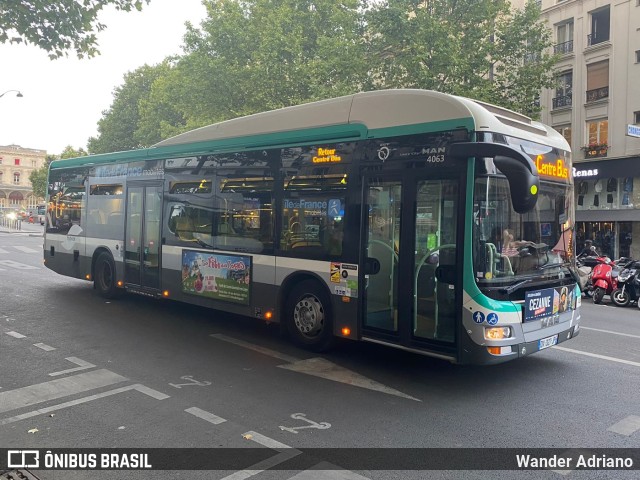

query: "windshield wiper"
xmin=500 ymin=278 xmax=532 ymax=295
xmin=537 ymin=261 xmax=572 ymax=270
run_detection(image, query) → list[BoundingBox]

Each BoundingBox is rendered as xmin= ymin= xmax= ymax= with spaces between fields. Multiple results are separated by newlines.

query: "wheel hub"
xmin=293 ymin=295 xmax=324 ymax=337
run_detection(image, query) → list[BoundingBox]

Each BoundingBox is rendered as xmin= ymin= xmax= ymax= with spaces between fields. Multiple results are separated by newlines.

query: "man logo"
xmin=377 ymin=146 xmax=390 ymax=162
xmin=8 ymin=450 xmax=40 ymax=468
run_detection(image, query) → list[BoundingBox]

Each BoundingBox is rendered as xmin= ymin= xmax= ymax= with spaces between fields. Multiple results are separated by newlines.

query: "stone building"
xmin=0 ymin=144 xmax=47 ymax=212
xmin=535 ymin=0 xmax=640 ymax=259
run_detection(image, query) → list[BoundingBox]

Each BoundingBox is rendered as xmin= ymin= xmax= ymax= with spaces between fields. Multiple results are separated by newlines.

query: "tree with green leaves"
xmin=88 ymin=62 xmax=173 ymax=154
xmin=364 ymin=0 xmax=556 ymax=118
xmin=0 ymin=0 xmax=149 ymax=59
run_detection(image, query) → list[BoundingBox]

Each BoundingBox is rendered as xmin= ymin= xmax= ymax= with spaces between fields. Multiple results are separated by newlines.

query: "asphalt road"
xmin=0 ymin=228 xmax=639 ymax=480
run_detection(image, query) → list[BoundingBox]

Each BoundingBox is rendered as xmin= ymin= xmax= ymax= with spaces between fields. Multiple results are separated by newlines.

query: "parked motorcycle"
xmin=591 ymin=257 xmax=633 ymax=304
xmin=591 ymin=257 xmax=618 ymax=304
xmin=611 ymin=261 xmax=640 ymax=307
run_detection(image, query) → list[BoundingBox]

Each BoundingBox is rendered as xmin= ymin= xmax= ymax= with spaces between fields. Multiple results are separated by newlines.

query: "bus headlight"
xmin=484 ymin=326 xmax=512 ymax=340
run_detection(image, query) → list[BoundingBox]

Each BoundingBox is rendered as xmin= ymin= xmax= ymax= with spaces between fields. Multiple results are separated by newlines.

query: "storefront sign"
xmin=628 ymin=124 xmax=640 ymax=138
xmin=573 ymin=167 xmax=599 ymax=178
xmin=182 ymin=250 xmax=251 ymax=305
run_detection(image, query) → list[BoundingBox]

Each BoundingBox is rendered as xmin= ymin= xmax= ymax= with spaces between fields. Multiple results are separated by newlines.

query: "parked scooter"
xmin=590 ymin=257 xmax=618 ymax=304
xmin=591 ymin=257 xmax=633 ymax=304
xmin=611 ymin=260 xmax=640 ymax=307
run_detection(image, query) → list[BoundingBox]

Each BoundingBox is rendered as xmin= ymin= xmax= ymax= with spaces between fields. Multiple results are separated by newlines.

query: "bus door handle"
xmin=435 ymin=265 xmax=456 ymax=284
xmin=364 ymin=257 xmax=380 ymax=275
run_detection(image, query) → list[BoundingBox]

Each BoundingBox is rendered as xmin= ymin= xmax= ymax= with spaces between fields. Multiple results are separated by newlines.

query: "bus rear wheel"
xmin=285 ymin=280 xmax=334 ymax=352
xmin=94 ymin=252 xmax=120 ymax=299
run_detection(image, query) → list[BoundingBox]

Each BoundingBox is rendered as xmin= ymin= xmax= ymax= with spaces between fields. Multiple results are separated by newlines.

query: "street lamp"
xmin=0 ymin=90 xmax=23 ymax=99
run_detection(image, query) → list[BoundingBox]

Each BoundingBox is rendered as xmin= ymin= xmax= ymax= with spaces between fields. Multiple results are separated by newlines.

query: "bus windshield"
xmin=473 ymin=174 xmax=574 ymax=293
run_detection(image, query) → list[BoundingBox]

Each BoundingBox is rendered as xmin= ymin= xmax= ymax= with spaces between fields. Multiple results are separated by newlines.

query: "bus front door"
xmin=125 ymin=184 xmax=162 ymax=292
xmin=363 ymin=176 xmax=459 ymax=356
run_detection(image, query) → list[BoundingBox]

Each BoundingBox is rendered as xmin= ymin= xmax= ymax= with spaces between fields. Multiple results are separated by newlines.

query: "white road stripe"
xmin=608 ymin=415 xmax=640 ymax=436
xmin=210 ymin=333 xmax=301 ymax=363
xmin=580 ymin=326 xmax=640 ymax=340
xmin=220 ymin=432 xmax=300 ymax=480
xmin=5 ymin=331 xmax=26 ymax=338
xmin=185 ymin=406 xmax=226 ymax=425
xmin=0 ymin=383 xmax=169 ymax=426
xmin=49 ymin=357 xmax=96 ymax=377
xmin=553 ymin=346 xmax=640 ymax=367
xmin=33 ymin=343 xmax=56 ymax=351
xmin=289 ymin=463 xmax=371 ymax=480
xmin=243 ymin=431 xmax=292 ymax=450
xmin=0 ymin=260 xmax=38 ymax=270
xmin=11 ymin=246 xmax=40 ymax=253
xmin=0 ymin=369 xmax=127 ymax=414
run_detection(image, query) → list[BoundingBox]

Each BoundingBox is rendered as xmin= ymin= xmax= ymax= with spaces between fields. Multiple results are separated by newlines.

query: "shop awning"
xmin=576 ymin=209 xmax=640 ymax=222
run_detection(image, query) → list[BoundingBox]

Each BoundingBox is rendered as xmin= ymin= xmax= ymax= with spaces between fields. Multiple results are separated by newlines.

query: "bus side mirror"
xmin=449 ymin=142 xmax=540 ymax=214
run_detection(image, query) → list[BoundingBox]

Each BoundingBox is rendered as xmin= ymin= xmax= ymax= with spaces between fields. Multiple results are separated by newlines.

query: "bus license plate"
xmin=538 ymin=334 xmax=558 ymax=351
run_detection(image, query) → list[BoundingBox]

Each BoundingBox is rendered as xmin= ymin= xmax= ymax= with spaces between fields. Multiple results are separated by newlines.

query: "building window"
xmin=586 ymin=61 xmax=609 ymax=102
xmin=31 ymin=160 xmax=37 ymax=167
xmin=636 ymin=50 xmax=640 ymax=63
xmin=553 ymin=71 xmax=573 ymax=108
xmin=14 ymin=158 xmax=20 ymax=166
xmin=555 ymin=125 xmax=572 ymax=145
xmin=634 ymin=111 xmax=640 ymax=124
xmin=554 ymin=21 xmax=574 ymax=54
xmin=0 ymin=172 xmax=3 ymax=183
xmin=587 ymin=119 xmax=608 ymax=146
xmin=13 ymin=172 xmax=20 ymax=185
xmin=588 ymin=7 xmax=610 ymax=46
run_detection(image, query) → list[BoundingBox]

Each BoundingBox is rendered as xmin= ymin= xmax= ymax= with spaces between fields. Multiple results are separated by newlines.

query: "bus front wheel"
xmin=95 ymin=252 xmax=120 ymax=299
xmin=285 ymin=280 xmax=334 ymax=352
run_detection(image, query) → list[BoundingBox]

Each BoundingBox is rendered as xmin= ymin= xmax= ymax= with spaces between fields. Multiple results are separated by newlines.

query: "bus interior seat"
xmin=175 ymin=216 xmax=196 ymax=241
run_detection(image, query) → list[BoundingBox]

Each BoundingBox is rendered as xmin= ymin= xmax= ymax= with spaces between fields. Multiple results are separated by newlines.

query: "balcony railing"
xmin=552 ymin=95 xmax=572 ymax=109
xmin=587 ymin=33 xmax=609 ymax=46
xmin=554 ymin=40 xmax=574 ymax=54
xmin=586 ymin=86 xmax=609 ymax=103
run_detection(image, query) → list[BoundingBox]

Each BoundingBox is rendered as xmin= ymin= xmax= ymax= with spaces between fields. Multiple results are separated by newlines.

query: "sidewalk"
xmin=0 ymin=222 xmax=44 ymax=236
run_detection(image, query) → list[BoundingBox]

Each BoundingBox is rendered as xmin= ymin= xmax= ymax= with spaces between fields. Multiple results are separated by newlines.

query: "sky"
xmin=0 ymin=0 xmax=207 ymax=155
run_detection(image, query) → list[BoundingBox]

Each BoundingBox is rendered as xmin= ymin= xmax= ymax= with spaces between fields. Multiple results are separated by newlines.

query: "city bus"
xmin=43 ymin=89 xmax=580 ymax=364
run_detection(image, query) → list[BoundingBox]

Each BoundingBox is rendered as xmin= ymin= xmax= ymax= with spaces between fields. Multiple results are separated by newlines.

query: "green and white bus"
xmin=44 ymin=89 xmax=580 ymax=364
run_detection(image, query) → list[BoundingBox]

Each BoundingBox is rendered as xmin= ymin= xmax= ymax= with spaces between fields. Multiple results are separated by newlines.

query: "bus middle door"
xmin=124 ymin=183 xmax=163 ymax=292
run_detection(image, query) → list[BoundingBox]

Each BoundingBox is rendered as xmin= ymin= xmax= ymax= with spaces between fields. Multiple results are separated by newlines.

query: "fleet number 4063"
xmin=427 ymin=155 xmax=445 ymax=163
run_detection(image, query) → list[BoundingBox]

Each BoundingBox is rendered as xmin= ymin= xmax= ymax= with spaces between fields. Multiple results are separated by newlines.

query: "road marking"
xmin=220 ymin=432 xmax=300 ymax=480
xmin=580 ymin=326 xmax=640 ymax=340
xmin=0 ymin=260 xmax=38 ymax=270
xmin=210 ymin=333 xmax=300 ymax=363
xmin=608 ymin=415 xmax=640 ymax=436
xmin=11 ymin=246 xmax=40 ymax=253
xmin=0 ymin=384 xmax=169 ymax=426
xmin=280 ymin=413 xmax=331 ymax=434
xmin=288 ymin=463 xmax=370 ymax=480
xmin=0 ymin=369 xmax=127 ymax=414
xmin=169 ymin=375 xmax=211 ymax=388
xmin=49 ymin=357 xmax=96 ymax=377
xmin=33 ymin=343 xmax=56 ymax=351
xmin=212 ymin=334 xmax=420 ymax=401
xmin=185 ymin=407 xmax=226 ymax=425
xmin=5 ymin=331 xmax=26 ymax=338
xmin=279 ymin=358 xmax=421 ymax=401
xmin=553 ymin=346 xmax=640 ymax=367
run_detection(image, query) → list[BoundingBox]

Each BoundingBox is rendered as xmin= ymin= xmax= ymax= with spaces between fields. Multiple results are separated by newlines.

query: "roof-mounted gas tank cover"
xmin=448 ymin=142 xmax=539 ymax=214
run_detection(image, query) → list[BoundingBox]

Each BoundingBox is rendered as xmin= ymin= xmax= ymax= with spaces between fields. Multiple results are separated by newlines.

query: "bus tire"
xmin=285 ymin=280 xmax=334 ymax=352
xmin=94 ymin=252 xmax=120 ymax=299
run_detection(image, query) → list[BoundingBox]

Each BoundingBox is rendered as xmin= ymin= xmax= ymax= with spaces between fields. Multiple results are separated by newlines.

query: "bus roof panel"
xmin=155 ymin=95 xmax=356 ymax=147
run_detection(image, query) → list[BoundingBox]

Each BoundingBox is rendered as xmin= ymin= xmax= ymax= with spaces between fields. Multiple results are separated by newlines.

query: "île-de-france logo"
xmin=377 ymin=146 xmax=390 ymax=162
